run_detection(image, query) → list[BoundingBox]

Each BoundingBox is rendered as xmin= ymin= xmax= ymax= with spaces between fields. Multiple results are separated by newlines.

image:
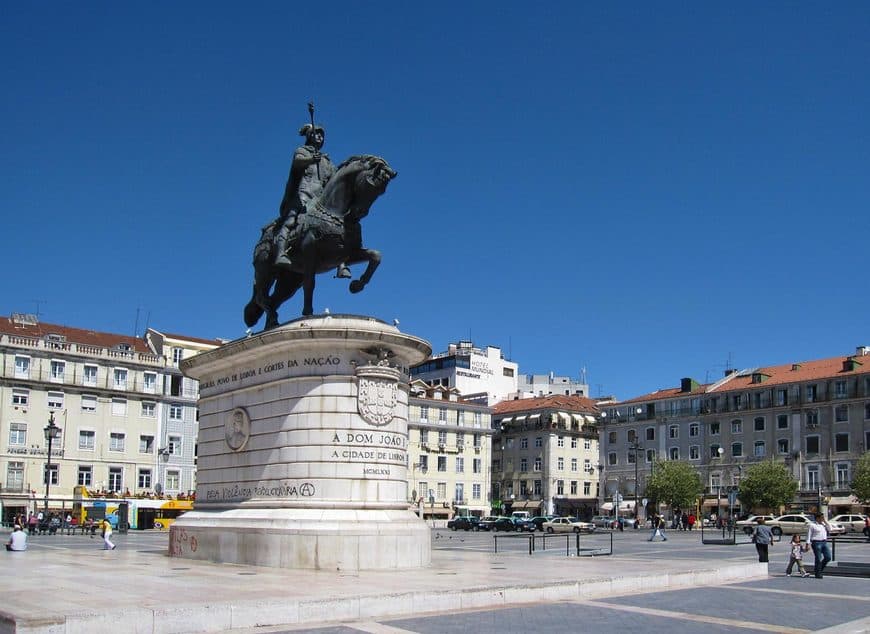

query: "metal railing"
xmin=493 ymin=531 xmax=612 ymax=557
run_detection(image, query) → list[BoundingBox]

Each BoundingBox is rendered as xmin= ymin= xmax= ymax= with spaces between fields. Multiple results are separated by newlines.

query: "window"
xmin=627 ymin=429 xmax=637 ymax=442
xmin=141 ymin=401 xmax=156 ymax=417
xmin=534 ymin=437 xmax=542 ymax=448
xmin=689 ymin=445 xmax=700 ymax=460
xmin=473 ymin=411 xmax=482 ymax=427
xmin=520 ymin=437 xmax=528 ymax=449
xmin=776 ymin=389 xmax=788 ymax=406
xmin=570 ymin=480 xmax=578 ymax=495
xmin=806 ymin=409 xmax=819 ymax=427
xmin=583 ymin=481 xmax=592 ymax=495
xmin=645 ymin=449 xmax=656 ymax=463
xmin=866 ymin=403 xmax=870 ymax=420
xmin=454 ymin=483 xmax=464 ymax=503
xmin=806 ymin=435 xmax=820 ymax=455
xmin=438 ymin=407 xmax=447 ymax=423
xmin=110 ymin=432 xmax=125 ymax=452
xmin=836 ymin=463 xmax=850 ymax=489
xmin=473 ymin=433 xmax=481 ymax=448
xmin=138 ymin=469 xmax=152 ymax=489
xmin=710 ymin=473 xmax=721 ymax=489
xmin=669 ymin=447 xmax=679 ymax=460
xmin=78 ymin=465 xmax=94 ymax=487
xmin=44 ymin=463 xmax=59 ymax=486
xmin=710 ymin=421 xmax=720 ymax=435
xmin=437 ymin=482 xmax=447 ymax=499
xmin=754 ymin=417 xmax=765 ymax=432
xmin=669 ymin=425 xmax=679 ymax=439
xmin=79 ymin=430 xmax=95 ymax=450
xmin=710 ymin=444 xmax=721 ymax=459
xmin=777 ymin=438 xmax=789 ymax=454
xmin=5 ymin=462 xmax=23 ymax=491
xmin=806 ymin=384 xmax=817 ymax=402
xmin=645 ymin=427 xmax=655 ymax=441
xmin=79 ymin=394 xmax=96 ymax=413
xmin=557 ymin=436 xmax=564 ymax=448
xmin=437 ymin=430 xmax=447 ymax=445
xmin=418 ymin=455 xmax=428 ymax=471
xmin=556 ymin=480 xmax=564 ymax=495
xmin=731 ymin=442 xmax=743 ymax=457
xmin=473 ymin=458 xmax=481 ymax=474
xmin=571 ymin=458 xmax=578 ymax=472
xmin=519 ymin=457 xmax=528 ymax=472
xmin=46 ymin=391 xmax=64 ymax=410
xmin=9 ymin=422 xmax=26 ymax=445
xmin=455 ymin=457 xmax=464 ymax=473
xmin=420 ymin=429 xmax=428 ymax=444
xmin=503 ymin=367 xmax=514 ymax=377
xmin=50 ymin=360 xmax=65 ymax=381
xmin=689 ymin=423 xmax=699 ymax=437
xmin=835 ymin=405 xmax=848 ymax=423
xmin=835 ymin=380 xmax=848 ymax=398
xmin=14 ymin=355 xmax=30 ymax=379
xmin=111 ymin=398 xmax=127 ymax=416
xmin=835 ymin=433 xmax=849 ymax=453
xmin=627 ymin=450 xmax=636 ymax=464
xmin=420 ymin=481 xmax=429 ymax=498
xmin=472 ymin=483 xmax=481 ymax=500
xmin=113 ymin=368 xmax=128 ymax=389
xmin=140 ymin=435 xmax=154 ymax=453
xmin=12 ymin=388 xmax=29 ymax=406
xmin=731 ymin=419 xmax=742 ymax=434
xmin=169 ymin=404 xmax=183 ymax=420
xmin=420 ymin=406 xmax=429 ymax=422
xmin=534 ymin=457 xmax=542 ymax=471
xmin=754 ymin=441 xmax=765 ymax=457
xmin=608 ymin=452 xmax=617 ymax=466
xmin=806 ymin=465 xmax=819 ymax=490
xmin=437 ymin=456 xmax=447 ymax=472
xmin=777 ymin=414 xmax=789 ymax=430
xmin=144 ymin=372 xmax=157 ymax=393
xmin=557 ymin=457 xmax=564 ymax=470
xmin=166 ymin=470 xmax=180 ymax=491
xmin=172 ymin=347 xmax=184 ymax=366
xmin=83 ymin=364 xmax=97 ymax=386
xmin=584 ymin=438 xmax=591 ymax=449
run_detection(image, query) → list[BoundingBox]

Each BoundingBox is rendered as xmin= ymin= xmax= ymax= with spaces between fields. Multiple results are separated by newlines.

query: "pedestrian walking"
xmin=786 ymin=534 xmax=810 ymax=577
xmin=808 ymin=512 xmax=831 ymax=578
xmin=687 ymin=513 xmax=696 ymax=531
xmin=27 ymin=513 xmax=38 ymax=535
xmin=101 ymin=519 xmax=116 ymax=550
xmin=751 ymin=517 xmax=774 ymax=563
xmin=648 ymin=514 xmax=668 ymax=541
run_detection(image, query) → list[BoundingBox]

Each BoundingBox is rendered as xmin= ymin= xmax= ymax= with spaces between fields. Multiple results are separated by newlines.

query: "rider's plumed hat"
xmin=299 ymin=123 xmax=326 ymax=139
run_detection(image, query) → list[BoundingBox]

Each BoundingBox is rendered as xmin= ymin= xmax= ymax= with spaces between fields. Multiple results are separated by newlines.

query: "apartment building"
xmin=492 ymin=395 xmax=601 ymax=519
xmin=407 ymin=381 xmax=493 ymax=519
xmin=601 ymin=346 xmax=870 ymax=518
xmin=410 ymin=341 xmax=518 ymax=405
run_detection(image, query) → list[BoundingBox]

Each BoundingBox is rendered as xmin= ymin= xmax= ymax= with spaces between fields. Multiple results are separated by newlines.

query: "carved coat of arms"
xmin=356 ymin=364 xmax=400 ymax=426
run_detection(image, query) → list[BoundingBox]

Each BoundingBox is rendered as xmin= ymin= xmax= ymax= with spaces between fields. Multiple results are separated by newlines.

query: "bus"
xmin=73 ymin=487 xmax=193 ymax=530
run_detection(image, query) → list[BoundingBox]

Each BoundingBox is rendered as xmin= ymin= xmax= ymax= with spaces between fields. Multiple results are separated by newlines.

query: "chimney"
xmin=856 ymin=346 xmax=870 ymax=357
xmin=791 ymin=364 xmax=802 ymax=371
xmin=723 ymin=369 xmax=737 ymax=377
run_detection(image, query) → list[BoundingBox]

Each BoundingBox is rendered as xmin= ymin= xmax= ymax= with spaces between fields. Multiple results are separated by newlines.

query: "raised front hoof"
xmin=349 ymin=280 xmax=365 ymax=294
xmin=243 ymin=302 xmax=263 ymax=328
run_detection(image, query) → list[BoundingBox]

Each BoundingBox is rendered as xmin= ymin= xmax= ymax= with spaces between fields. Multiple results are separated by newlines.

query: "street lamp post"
xmin=43 ymin=412 xmax=62 ymax=515
xmin=628 ymin=441 xmax=642 ymax=521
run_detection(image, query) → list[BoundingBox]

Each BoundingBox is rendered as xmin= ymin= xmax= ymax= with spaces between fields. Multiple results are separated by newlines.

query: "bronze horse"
xmin=244 ymin=155 xmax=397 ymax=329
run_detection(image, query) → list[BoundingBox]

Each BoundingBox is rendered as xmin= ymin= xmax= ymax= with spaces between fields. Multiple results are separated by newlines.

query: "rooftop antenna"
xmin=30 ymin=299 xmax=46 ymax=321
xmin=133 ymin=307 xmax=141 ymax=337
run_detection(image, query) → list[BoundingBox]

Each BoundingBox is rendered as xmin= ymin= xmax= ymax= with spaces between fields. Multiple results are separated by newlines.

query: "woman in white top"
xmin=807 ymin=513 xmax=831 ymax=578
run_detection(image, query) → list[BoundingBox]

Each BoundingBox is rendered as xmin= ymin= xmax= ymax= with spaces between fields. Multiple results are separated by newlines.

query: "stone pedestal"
xmin=169 ymin=315 xmax=432 ymax=571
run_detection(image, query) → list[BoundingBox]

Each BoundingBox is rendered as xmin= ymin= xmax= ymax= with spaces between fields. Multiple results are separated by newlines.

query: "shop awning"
xmin=558 ymin=412 xmax=571 ymax=421
xmin=514 ymin=414 xmax=527 ymax=423
xmin=572 ymin=414 xmax=584 ymax=424
xmin=828 ymin=495 xmax=859 ymax=506
xmin=600 ymin=501 xmax=635 ymax=512
xmin=529 ymin=414 xmax=540 ymax=420
xmin=585 ymin=415 xmax=597 ymax=424
xmin=702 ymin=499 xmax=729 ymax=508
xmin=510 ymin=500 xmax=543 ymax=510
xmin=499 ymin=417 xmax=512 ymax=424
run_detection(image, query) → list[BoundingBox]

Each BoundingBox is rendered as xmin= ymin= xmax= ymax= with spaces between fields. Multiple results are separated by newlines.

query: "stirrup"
xmin=335 ymin=264 xmax=352 ymax=279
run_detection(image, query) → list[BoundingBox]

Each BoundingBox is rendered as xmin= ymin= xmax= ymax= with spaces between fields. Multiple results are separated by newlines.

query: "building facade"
xmin=492 ymin=395 xmax=601 ymax=519
xmin=407 ymin=381 xmax=493 ymax=519
xmin=0 ymin=314 xmax=220 ymax=524
xmin=410 ymin=341 xmax=518 ymax=405
xmin=516 ymin=371 xmax=589 ymax=398
xmin=601 ymin=347 xmax=870 ymax=519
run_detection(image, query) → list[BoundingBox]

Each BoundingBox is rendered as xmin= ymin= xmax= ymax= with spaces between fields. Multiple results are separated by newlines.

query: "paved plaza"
xmin=1 ymin=526 xmax=868 ymax=633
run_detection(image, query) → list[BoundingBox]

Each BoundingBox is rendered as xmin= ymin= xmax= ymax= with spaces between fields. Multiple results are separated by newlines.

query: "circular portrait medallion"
xmin=225 ymin=407 xmax=251 ymax=451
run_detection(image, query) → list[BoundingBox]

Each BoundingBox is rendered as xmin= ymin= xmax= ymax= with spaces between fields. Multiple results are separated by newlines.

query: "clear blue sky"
xmin=2 ymin=3 xmax=868 ymax=400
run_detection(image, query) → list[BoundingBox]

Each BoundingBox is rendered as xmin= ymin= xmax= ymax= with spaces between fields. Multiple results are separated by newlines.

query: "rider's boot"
xmin=335 ymin=262 xmax=352 ymax=279
xmin=273 ymin=223 xmax=293 ymax=270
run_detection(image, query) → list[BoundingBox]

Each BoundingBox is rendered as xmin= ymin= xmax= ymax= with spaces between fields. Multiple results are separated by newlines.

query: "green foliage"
xmin=644 ymin=460 xmax=702 ymax=510
xmin=852 ymin=452 xmax=870 ymax=504
xmin=737 ymin=460 xmax=798 ymax=513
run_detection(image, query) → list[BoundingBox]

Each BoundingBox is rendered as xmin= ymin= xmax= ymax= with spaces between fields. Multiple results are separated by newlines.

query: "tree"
xmin=852 ymin=452 xmax=870 ymax=504
xmin=737 ymin=460 xmax=798 ymax=513
xmin=644 ymin=460 xmax=702 ymax=512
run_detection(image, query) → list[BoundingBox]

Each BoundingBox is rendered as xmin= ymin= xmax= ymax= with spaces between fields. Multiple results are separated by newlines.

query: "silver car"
xmin=830 ymin=514 xmax=868 ymax=533
xmin=766 ymin=514 xmax=845 ymax=537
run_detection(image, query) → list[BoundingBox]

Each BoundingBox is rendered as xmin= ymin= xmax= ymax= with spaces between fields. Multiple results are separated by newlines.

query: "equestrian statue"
xmin=244 ymin=104 xmax=397 ymax=330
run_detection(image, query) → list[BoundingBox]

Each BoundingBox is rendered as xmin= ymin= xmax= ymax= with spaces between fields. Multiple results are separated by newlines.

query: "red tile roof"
xmin=618 ymin=384 xmax=711 ymax=404
xmin=708 ymin=355 xmax=868 ymax=391
xmin=151 ymin=330 xmax=224 ymax=346
xmin=0 ymin=317 xmax=151 ymax=353
xmin=493 ymin=395 xmax=599 ymax=414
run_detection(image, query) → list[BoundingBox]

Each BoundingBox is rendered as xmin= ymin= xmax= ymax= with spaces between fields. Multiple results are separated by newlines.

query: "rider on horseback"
xmin=273 ymin=121 xmax=351 ymax=278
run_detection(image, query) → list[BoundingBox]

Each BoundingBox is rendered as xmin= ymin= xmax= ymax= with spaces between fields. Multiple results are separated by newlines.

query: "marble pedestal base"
xmin=170 ymin=508 xmax=430 ymax=571
xmin=171 ymin=315 xmax=432 ymax=571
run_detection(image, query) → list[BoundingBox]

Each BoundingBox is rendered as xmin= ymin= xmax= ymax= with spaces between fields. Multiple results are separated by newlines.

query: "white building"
xmin=516 ymin=371 xmax=589 ymax=398
xmin=410 ymin=341 xmax=518 ymax=406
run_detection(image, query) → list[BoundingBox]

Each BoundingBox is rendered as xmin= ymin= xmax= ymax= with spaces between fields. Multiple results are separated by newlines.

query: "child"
xmin=786 ymin=534 xmax=809 ymax=577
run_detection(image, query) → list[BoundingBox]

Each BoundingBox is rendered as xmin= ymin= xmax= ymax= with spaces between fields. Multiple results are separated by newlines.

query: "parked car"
xmin=830 ymin=514 xmax=868 ymax=533
xmin=591 ymin=515 xmax=616 ymax=529
xmin=477 ymin=516 xmax=516 ymax=532
xmin=515 ymin=516 xmax=554 ymax=532
xmin=735 ymin=515 xmax=776 ymax=535
xmin=766 ymin=514 xmax=845 ymax=537
xmin=615 ymin=517 xmax=638 ymax=529
xmin=447 ymin=516 xmax=480 ymax=531
xmin=542 ymin=517 xmax=596 ymax=534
